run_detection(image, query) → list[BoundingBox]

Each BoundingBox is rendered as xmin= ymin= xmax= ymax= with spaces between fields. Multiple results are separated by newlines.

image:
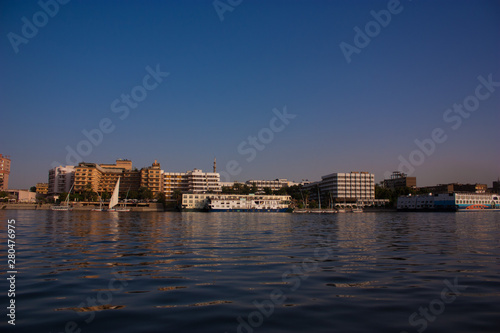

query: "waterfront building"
xmin=181 ymin=193 xmax=291 ymax=212
xmin=419 ymin=183 xmax=487 ymax=194
xmin=73 ymin=159 xmax=143 ymax=196
xmin=163 ymin=169 xmax=221 ymax=201
xmin=6 ymin=189 xmax=37 ymax=203
xmin=383 ymin=171 xmax=416 ymax=190
xmin=0 ymin=154 xmax=11 ymax=191
xmin=48 ymin=165 xmax=75 ymax=195
xmin=141 ymin=160 xmax=163 ymax=197
xmin=304 ymin=171 xmax=375 ymax=206
xmin=246 ymin=179 xmax=289 ymax=191
xmin=36 ymin=183 xmax=49 ymax=195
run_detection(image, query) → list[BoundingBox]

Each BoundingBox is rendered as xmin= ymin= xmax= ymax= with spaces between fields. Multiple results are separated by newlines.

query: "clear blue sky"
xmin=1 ymin=0 xmax=499 ymax=189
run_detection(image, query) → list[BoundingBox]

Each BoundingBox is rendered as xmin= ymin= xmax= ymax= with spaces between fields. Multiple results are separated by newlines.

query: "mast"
xmin=318 ymin=187 xmax=321 ymax=210
xmin=109 ymin=177 xmax=120 ymax=209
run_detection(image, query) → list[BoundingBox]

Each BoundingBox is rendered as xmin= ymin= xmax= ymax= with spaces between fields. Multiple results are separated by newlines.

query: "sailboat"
xmin=91 ymin=194 xmax=105 ymax=211
xmin=107 ymin=177 xmax=120 ymax=212
xmin=336 ymin=197 xmax=346 ymax=213
xmin=51 ymin=184 xmax=74 ymax=211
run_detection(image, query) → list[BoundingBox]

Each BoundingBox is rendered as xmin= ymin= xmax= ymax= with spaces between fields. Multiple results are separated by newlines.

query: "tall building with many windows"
xmin=48 ymin=165 xmax=75 ymax=195
xmin=73 ymin=159 xmax=142 ymax=196
xmin=162 ymin=169 xmax=221 ymax=201
xmin=305 ymin=171 xmax=376 ymax=205
xmin=0 ymin=154 xmax=11 ymax=191
xmin=141 ymin=160 xmax=163 ymax=197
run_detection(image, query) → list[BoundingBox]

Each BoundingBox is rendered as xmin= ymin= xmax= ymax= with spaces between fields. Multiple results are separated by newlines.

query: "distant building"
xmin=48 ymin=165 xmax=75 ymax=195
xmin=383 ymin=171 xmax=416 ymax=190
xmin=0 ymin=154 xmax=11 ymax=191
xmin=220 ymin=181 xmax=235 ymax=188
xmin=69 ymin=159 xmax=221 ymax=201
xmin=141 ymin=160 xmax=163 ymax=197
xmin=493 ymin=180 xmax=500 ymax=194
xmin=74 ymin=159 xmax=143 ymax=196
xmin=36 ymin=183 xmax=49 ymax=195
xmin=6 ymin=189 xmax=37 ymax=203
xmin=246 ymin=179 xmax=289 ymax=191
xmin=163 ymin=169 xmax=221 ymax=201
xmin=304 ymin=171 xmax=377 ymax=206
xmin=419 ymin=183 xmax=487 ymax=194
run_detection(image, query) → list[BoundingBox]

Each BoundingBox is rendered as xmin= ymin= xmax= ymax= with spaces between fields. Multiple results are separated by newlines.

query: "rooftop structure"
xmin=383 ymin=171 xmax=417 ymax=190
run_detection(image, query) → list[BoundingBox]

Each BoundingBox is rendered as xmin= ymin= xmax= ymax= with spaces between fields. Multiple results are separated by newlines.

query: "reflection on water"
xmin=0 ymin=211 xmax=499 ymax=332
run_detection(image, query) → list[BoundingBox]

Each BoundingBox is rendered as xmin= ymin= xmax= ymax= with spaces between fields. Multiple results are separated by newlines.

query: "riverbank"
xmin=1 ymin=203 xmax=164 ymax=212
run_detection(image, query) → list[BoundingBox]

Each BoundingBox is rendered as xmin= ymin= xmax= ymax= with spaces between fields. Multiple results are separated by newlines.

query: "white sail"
xmin=109 ymin=177 xmax=120 ymax=209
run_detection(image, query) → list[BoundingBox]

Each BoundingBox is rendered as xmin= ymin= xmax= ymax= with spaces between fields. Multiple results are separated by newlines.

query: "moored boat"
xmin=51 ymin=184 xmax=74 ymax=211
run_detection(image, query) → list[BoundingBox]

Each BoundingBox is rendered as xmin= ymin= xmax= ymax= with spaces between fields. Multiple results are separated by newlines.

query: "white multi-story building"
xmin=162 ymin=169 xmax=221 ymax=201
xmin=304 ymin=171 xmax=376 ymax=206
xmin=320 ymin=172 xmax=375 ymax=200
xmin=185 ymin=169 xmax=221 ymax=193
xmin=48 ymin=165 xmax=75 ymax=195
xmin=246 ymin=179 xmax=289 ymax=191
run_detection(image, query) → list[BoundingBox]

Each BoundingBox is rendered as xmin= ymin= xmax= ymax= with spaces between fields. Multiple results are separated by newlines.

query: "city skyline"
xmin=1 ymin=0 xmax=499 ymax=189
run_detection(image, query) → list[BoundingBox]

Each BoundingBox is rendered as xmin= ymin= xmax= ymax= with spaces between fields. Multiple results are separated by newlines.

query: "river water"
xmin=0 ymin=210 xmax=499 ymax=333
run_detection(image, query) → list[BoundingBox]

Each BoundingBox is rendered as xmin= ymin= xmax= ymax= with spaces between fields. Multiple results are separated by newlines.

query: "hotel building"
xmin=163 ymin=169 xmax=221 ymax=201
xmin=305 ymin=171 xmax=379 ymax=206
xmin=74 ymin=159 xmax=145 ymax=196
xmin=141 ymin=160 xmax=163 ymax=197
xmin=48 ymin=165 xmax=75 ymax=195
xmin=0 ymin=154 xmax=11 ymax=191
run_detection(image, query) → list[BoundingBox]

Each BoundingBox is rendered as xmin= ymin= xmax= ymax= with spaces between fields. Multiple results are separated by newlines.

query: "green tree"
xmin=263 ymin=187 xmax=272 ymax=195
xmin=138 ymin=187 xmax=153 ymax=201
xmin=233 ymin=182 xmax=243 ymax=194
xmin=172 ymin=189 xmax=183 ymax=205
xmin=275 ymin=187 xmax=287 ymax=195
xmin=29 ymin=186 xmax=36 ymax=192
xmin=57 ymin=192 xmax=68 ymax=204
xmin=156 ymin=192 xmax=167 ymax=208
xmin=241 ymin=184 xmax=251 ymax=195
xmin=251 ymin=183 xmax=258 ymax=194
